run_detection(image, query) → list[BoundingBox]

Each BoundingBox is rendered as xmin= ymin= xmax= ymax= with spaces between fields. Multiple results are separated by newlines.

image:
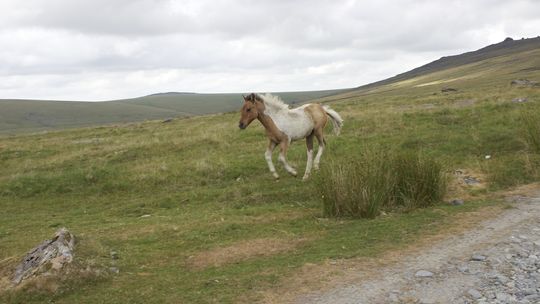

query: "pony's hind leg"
xmin=313 ymin=129 xmax=326 ymax=170
xmin=265 ymin=140 xmax=279 ymax=179
xmin=302 ymin=134 xmax=314 ymax=181
xmin=278 ymin=141 xmax=297 ymax=177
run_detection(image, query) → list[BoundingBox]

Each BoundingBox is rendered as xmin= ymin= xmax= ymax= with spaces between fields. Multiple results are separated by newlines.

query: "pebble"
xmin=415 ymin=270 xmax=434 ymax=278
xmin=458 ymin=265 xmax=469 ymax=273
xmin=467 ymin=288 xmax=482 ymax=299
xmin=471 ymin=254 xmax=487 ymax=261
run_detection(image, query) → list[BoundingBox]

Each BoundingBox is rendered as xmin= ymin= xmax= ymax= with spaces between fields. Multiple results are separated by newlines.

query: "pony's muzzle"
xmin=238 ymin=122 xmax=246 ymax=129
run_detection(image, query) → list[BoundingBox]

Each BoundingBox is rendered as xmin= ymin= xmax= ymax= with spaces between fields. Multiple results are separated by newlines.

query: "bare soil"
xmin=187 ymin=237 xmax=308 ymax=270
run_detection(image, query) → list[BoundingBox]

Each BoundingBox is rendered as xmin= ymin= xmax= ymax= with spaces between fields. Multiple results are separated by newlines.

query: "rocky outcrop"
xmin=11 ymin=228 xmax=75 ymax=285
xmin=511 ymin=79 xmax=539 ymax=87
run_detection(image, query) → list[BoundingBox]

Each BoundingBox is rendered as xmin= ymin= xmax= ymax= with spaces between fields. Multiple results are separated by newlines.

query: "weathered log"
xmin=12 ymin=228 xmax=75 ymax=285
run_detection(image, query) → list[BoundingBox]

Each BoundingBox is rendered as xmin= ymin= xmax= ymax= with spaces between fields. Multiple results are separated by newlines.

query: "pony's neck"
xmin=257 ymin=110 xmax=275 ymax=130
xmin=256 ymin=105 xmax=285 ymax=142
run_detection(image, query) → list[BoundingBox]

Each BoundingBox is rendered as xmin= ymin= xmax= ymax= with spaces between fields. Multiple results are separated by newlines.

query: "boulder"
xmin=511 ymin=79 xmax=539 ymax=87
xmin=11 ymin=228 xmax=75 ymax=285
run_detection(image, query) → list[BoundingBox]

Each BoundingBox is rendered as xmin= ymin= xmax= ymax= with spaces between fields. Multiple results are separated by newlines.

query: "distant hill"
xmin=358 ymin=36 xmax=540 ymax=90
xmin=312 ymin=36 xmax=540 ymax=103
xmin=0 ymin=89 xmax=348 ymax=134
xmin=145 ymin=92 xmax=197 ymax=97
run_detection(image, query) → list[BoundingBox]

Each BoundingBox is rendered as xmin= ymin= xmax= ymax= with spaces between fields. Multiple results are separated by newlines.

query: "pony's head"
xmin=238 ymin=93 xmax=262 ymax=129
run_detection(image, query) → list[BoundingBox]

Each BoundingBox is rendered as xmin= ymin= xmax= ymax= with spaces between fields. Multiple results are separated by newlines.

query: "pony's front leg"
xmin=278 ymin=141 xmax=297 ymax=177
xmin=265 ymin=141 xmax=279 ymax=179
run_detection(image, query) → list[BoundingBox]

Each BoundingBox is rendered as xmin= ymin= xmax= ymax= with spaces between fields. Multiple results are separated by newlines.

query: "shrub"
xmin=315 ymin=148 xmax=446 ymax=218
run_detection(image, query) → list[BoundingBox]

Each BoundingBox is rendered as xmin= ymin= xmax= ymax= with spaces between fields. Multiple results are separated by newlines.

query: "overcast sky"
xmin=1 ymin=0 xmax=539 ymax=101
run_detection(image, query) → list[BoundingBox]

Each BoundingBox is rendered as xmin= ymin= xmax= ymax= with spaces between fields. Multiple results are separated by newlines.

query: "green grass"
xmin=316 ymin=148 xmax=446 ymax=218
xmin=1 ymin=46 xmax=540 ymax=303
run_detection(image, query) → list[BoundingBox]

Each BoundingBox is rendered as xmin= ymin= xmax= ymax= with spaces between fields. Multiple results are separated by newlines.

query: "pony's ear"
xmin=245 ymin=93 xmax=255 ymax=103
xmin=242 ymin=94 xmax=246 ymax=101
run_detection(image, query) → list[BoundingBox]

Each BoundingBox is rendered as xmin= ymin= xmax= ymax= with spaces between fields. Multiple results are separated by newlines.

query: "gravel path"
xmin=296 ymin=194 xmax=540 ymax=304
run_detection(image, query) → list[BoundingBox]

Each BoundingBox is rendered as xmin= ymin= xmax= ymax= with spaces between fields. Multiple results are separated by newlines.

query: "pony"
xmin=238 ymin=93 xmax=343 ymax=180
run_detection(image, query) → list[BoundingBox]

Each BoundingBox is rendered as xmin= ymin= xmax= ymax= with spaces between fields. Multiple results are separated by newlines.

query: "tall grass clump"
xmin=393 ymin=152 xmax=447 ymax=209
xmin=521 ymin=111 xmax=540 ymax=154
xmin=316 ymin=148 xmax=393 ymax=218
xmin=315 ymin=148 xmax=446 ymax=218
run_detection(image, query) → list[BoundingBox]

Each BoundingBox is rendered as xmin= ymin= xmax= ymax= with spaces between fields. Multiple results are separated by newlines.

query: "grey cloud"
xmin=0 ymin=0 xmax=539 ymax=100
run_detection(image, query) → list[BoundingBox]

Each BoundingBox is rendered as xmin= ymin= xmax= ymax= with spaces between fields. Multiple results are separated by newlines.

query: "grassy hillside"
xmin=1 ymin=43 xmax=540 ymax=303
xmin=0 ymin=89 xmax=348 ymax=134
xmin=356 ymin=36 xmax=540 ymax=90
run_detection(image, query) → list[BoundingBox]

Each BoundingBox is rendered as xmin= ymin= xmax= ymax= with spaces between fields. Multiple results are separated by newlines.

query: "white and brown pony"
xmin=238 ymin=93 xmax=343 ymax=180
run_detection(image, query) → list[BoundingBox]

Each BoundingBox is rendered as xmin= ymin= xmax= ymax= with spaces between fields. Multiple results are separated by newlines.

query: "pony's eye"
xmin=246 ymin=108 xmax=251 ymax=112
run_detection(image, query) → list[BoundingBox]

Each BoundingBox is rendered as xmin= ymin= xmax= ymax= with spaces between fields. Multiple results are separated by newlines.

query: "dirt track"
xmin=294 ymin=192 xmax=540 ymax=304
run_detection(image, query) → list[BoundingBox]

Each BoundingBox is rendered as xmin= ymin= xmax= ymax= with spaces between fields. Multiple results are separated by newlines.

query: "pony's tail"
xmin=323 ymin=105 xmax=343 ymax=135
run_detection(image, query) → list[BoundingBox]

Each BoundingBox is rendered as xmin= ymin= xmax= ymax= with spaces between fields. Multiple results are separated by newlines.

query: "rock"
xmin=441 ymin=87 xmax=458 ymax=93
xmin=450 ymin=199 xmax=464 ymax=206
xmin=471 ymin=254 xmax=487 ymax=261
xmin=162 ymin=118 xmax=173 ymax=123
xmin=140 ymin=214 xmax=151 ymax=218
xmin=511 ymin=79 xmax=540 ymax=87
xmin=458 ymin=265 xmax=469 ymax=273
xmin=525 ymin=294 xmax=540 ymax=302
xmin=12 ymin=228 xmax=75 ymax=285
xmin=110 ymin=251 xmax=119 ymax=260
xmin=463 ymin=176 xmax=481 ymax=185
xmin=495 ymin=292 xmax=512 ymax=301
xmin=415 ymin=270 xmax=434 ymax=278
xmin=109 ymin=267 xmax=120 ymax=274
xmin=495 ymin=274 xmax=509 ymax=284
xmin=467 ymin=288 xmax=482 ymax=299
xmin=512 ymin=97 xmax=528 ymax=103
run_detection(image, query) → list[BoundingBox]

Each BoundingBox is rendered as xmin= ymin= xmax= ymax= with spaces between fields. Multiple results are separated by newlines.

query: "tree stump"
xmin=11 ymin=228 xmax=75 ymax=285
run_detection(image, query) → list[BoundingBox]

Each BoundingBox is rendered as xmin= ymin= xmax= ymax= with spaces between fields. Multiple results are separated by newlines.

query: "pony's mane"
xmin=258 ymin=93 xmax=289 ymax=112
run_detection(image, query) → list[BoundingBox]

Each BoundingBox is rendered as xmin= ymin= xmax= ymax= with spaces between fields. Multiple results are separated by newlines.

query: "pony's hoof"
xmin=302 ymin=175 xmax=310 ymax=181
xmin=290 ymin=171 xmax=297 ymax=177
xmin=273 ymin=173 xmax=280 ymax=179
